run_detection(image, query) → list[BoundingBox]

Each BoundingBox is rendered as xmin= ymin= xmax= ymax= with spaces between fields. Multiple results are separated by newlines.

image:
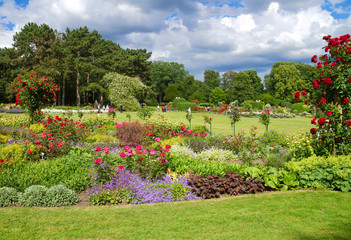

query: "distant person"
xmin=119 ymin=104 xmax=123 ymax=113
xmin=157 ymin=105 xmax=160 ymax=111
xmin=97 ymin=104 xmax=101 ymax=114
xmin=165 ymin=105 xmax=167 ymax=112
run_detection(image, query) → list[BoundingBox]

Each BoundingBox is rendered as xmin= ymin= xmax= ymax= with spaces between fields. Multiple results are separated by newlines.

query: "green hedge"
xmin=176 ymin=102 xmax=197 ymax=111
xmin=286 ymin=155 xmax=351 ymax=192
xmin=0 ymin=149 xmax=92 ymax=192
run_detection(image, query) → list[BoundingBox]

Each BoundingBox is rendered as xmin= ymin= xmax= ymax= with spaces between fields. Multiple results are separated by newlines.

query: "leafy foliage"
xmin=107 ymin=72 xmax=146 ymax=111
xmin=188 ymin=172 xmax=265 ymax=199
xmin=286 ymin=155 xmax=351 ymax=192
xmin=0 ymin=187 xmax=19 ymax=207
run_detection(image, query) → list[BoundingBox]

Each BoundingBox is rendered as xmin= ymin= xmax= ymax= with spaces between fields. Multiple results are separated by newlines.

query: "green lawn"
xmin=1 ymin=190 xmax=350 ymax=240
xmin=88 ymin=110 xmax=311 ymax=136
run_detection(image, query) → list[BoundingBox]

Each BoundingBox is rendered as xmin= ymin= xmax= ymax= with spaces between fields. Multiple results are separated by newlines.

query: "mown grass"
xmin=0 ymin=190 xmax=350 ymax=240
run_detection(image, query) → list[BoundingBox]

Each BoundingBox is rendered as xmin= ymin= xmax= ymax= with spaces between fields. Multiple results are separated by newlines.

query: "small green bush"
xmin=85 ymin=134 xmax=118 ymax=143
xmin=291 ymin=103 xmax=310 ymax=113
xmin=0 ymin=187 xmax=19 ymax=207
xmin=18 ymin=185 xmax=48 ymax=207
xmin=46 ymin=185 xmax=80 ymax=207
xmin=0 ymin=150 xmax=92 ymax=192
xmin=286 ymin=155 xmax=351 ymax=192
xmin=89 ymin=188 xmax=137 ymax=205
xmin=172 ymin=98 xmax=187 ymax=108
xmin=175 ymin=102 xmax=197 ymax=111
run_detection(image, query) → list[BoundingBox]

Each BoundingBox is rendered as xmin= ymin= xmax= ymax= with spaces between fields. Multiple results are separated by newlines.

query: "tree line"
xmin=0 ymin=22 xmax=316 ymax=107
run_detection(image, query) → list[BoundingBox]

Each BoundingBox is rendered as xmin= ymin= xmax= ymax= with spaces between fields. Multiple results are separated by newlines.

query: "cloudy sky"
xmin=1 ymin=0 xmax=351 ymax=80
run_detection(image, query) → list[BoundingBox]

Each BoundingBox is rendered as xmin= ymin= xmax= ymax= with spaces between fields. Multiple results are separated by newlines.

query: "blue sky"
xmin=1 ymin=0 xmax=351 ymax=80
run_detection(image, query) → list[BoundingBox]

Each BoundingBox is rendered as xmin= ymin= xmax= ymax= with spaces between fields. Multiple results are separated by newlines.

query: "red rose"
xmin=326 ymin=111 xmax=332 ymax=116
xmin=347 ymin=120 xmax=351 ymax=126
xmin=311 ymin=55 xmax=318 ymax=63
xmin=349 ymin=77 xmax=351 ymax=83
xmin=330 ymin=62 xmax=336 ymax=68
xmin=310 ymin=128 xmax=316 ymax=135
xmin=318 ymin=118 xmax=326 ymax=125
xmin=324 ymin=78 xmax=332 ymax=85
xmin=316 ymin=63 xmax=322 ymax=69
xmin=301 ymin=90 xmax=307 ymax=96
xmin=0 ymin=159 xmax=4 ymax=163
xmin=320 ymin=98 xmax=327 ymax=103
xmin=311 ymin=118 xmax=317 ymax=125
xmin=294 ymin=91 xmax=300 ymax=100
xmin=343 ymin=98 xmax=350 ymax=104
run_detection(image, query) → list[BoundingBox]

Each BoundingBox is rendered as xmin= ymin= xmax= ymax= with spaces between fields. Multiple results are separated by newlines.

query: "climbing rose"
xmin=324 ymin=78 xmax=332 ymax=85
xmin=347 ymin=120 xmax=351 ymax=126
xmin=326 ymin=111 xmax=332 ymax=116
xmin=320 ymin=98 xmax=327 ymax=103
xmin=311 ymin=55 xmax=318 ymax=63
xmin=343 ymin=98 xmax=350 ymax=104
xmin=318 ymin=118 xmax=326 ymax=125
xmin=294 ymin=91 xmax=300 ymax=100
xmin=310 ymin=128 xmax=317 ymax=135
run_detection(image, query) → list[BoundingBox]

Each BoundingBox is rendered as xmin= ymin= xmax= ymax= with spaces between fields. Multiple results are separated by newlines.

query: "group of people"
xmin=95 ymin=101 xmax=124 ymax=114
xmin=157 ymin=105 xmax=168 ymax=112
xmin=97 ymin=104 xmax=109 ymax=114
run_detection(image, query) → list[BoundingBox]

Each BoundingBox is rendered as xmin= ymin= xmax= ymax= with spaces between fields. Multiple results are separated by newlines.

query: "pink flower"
xmin=136 ymin=145 xmax=143 ymax=150
xmin=271 ymin=144 xmax=275 ymax=147
xmin=66 ymin=133 xmax=71 ymax=136
xmin=150 ymin=150 xmax=156 ymax=156
xmin=96 ymin=147 xmax=101 ymax=152
xmin=103 ymin=147 xmax=110 ymax=154
xmin=118 ymin=165 xmax=124 ymax=169
xmin=119 ymin=152 xmax=126 ymax=158
xmin=123 ymin=145 xmax=130 ymax=150
xmin=160 ymin=152 xmax=166 ymax=157
xmin=165 ymin=145 xmax=171 ymax=149
xmin=94 ymin=158 xmax=102 ymax=163
xmin=155 ymin=137 xmax=161 ymax=142
xmin=27 ymin=150 xmax=32 ymax=154
xmin=24 ymin=141 xmax=29 ymax=145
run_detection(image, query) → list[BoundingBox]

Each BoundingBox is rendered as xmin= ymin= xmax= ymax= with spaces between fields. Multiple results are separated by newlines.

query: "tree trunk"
xmin=85 ymin=72 xmax=90 ymax=105
xmin=76 ymin=71 xmax=80 ymax=107
xmin=62 ymin=76 xmax=65 ymax=106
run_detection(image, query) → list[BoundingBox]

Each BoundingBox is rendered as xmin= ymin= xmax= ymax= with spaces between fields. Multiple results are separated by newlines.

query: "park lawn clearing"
xmin=0 ymin=190 xmax=350 ymax=239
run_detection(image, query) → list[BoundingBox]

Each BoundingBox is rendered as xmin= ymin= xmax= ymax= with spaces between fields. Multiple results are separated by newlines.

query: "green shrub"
xmin=152 ymin=182 xmax=189 ymax=201
xmin=18 ymin=185 xmax=48 ymax=207
xmin=0 ymin=143 xmax=41 ymax=167
xmin=0 ymin=150 xmax=92 ymax=192
xmin=46 ymin=185 xmax=80 ymax=207
xmin=29 ymin=123 xmax=45 ymax=133
xmin=89 ymin=188 xmax=137 ymax=205
xmin=0 ymin=134 xmax=9 ymax=144
xmin=291 ymin=103 xmax=310 ymax=113
xmin=286 ymin=155 xmax=351 ymax=192
xmin=280 ymin=102 xmax=292 ymax=108
xmin=137 ymin=107 xmax=154 ymax=120
xmin=85 ymin=134 xmax=119 ymax=143
xmin=175 ymin=102 xmax=197 ymax=111
xmin=0 ymin=187 xmax=19 ymax=207
xmin=196 ymin=147 xmax=236 ymax=162
xmin=150 ymin=136 xmax=185 ymax=149
xmin=199 ymin=102 xmax=214 ymax=108
xmin=172 ymin=98 xmax=187 ymax=108
xmin=168 ymin=154 xmax=244 ymax=177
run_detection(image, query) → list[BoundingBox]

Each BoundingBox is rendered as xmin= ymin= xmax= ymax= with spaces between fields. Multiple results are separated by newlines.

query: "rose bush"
xmin=295 ymin=34 xmax=351 ymax=155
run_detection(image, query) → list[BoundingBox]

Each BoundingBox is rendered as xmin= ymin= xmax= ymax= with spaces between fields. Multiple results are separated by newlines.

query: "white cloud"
xmin=0 ymin=0 xmax=350 ymax=81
